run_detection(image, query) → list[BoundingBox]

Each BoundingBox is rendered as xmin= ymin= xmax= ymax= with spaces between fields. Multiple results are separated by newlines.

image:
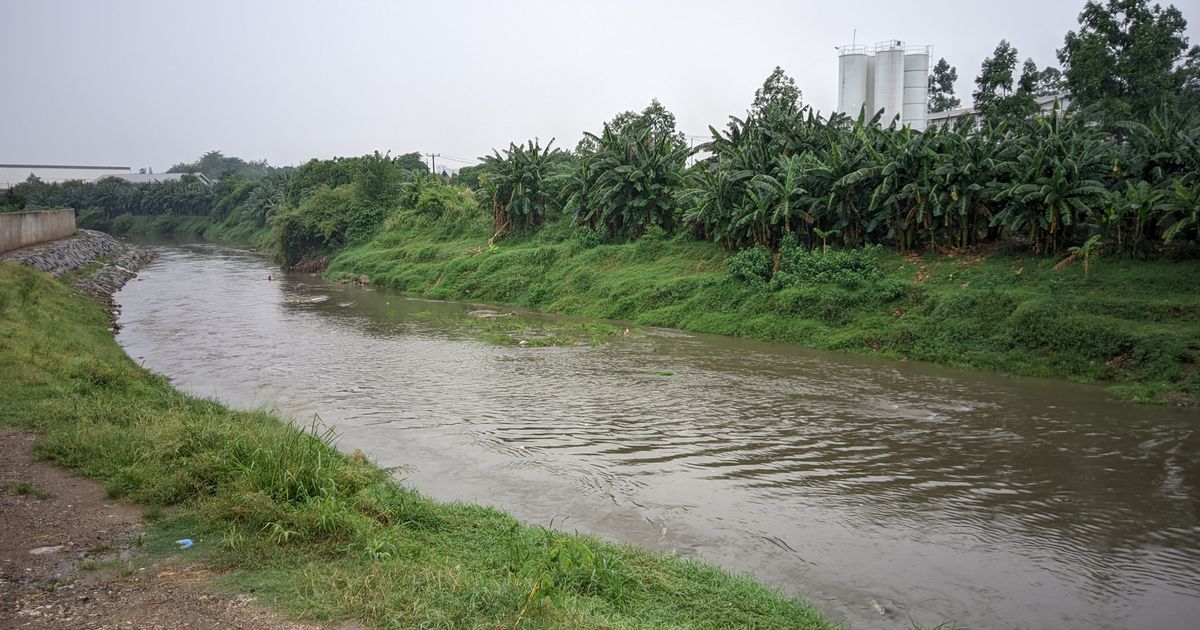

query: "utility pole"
xmin=425 ymin=153 xmax=440 ymax=174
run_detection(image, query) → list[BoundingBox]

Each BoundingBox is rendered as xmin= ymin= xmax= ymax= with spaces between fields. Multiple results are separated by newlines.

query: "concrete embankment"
xmin=0 ymin=229 xmax=153 ymax=304
xmin=0 ymin=209 xmax=76 ymax=253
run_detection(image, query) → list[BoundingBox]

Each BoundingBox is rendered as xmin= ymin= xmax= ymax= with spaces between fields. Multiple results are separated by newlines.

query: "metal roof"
xmin=92 ymin=172 xmax=213 ymax=186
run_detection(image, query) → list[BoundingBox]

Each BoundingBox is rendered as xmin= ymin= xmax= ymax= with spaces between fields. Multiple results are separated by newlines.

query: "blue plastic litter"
xmin=175 ymin=538 xmax=194 ymax=549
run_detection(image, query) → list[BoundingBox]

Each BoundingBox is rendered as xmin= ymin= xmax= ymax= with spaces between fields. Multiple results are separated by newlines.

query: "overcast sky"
xmin=2 ymin=0 xmax=1198 ymax=176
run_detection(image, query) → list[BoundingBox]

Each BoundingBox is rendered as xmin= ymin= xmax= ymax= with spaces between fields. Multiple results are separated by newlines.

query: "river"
xmin=113 ymin=243 xmax=1200 ymax=629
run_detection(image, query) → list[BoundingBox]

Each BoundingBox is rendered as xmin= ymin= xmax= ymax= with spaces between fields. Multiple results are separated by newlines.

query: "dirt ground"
xmin=0 ymin=429 xmax=344 ymax=629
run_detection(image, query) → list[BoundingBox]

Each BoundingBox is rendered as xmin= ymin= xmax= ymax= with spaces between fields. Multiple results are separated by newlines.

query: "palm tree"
xmin=480 ymin=139 xmax=562 ymax=237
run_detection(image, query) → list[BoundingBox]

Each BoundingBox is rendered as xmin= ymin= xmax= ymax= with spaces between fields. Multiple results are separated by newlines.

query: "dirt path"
xmin=0 ymin=429 xmax=333 ymax=629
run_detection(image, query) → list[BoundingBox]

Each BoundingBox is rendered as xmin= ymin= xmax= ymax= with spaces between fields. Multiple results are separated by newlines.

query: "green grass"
xmin=80 ymin=213 xmax=273 ymax=248
xmin=327 ymin=211 xmax=1200 ymax=404
xmin=13 ymin=481 xmax=54 ymax=499
xmin=0 ymin=261 xmax=835 ymax=629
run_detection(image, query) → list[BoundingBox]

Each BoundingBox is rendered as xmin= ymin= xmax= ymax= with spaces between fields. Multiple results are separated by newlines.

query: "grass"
xmin=327 ymin=211 xmax=1200 ymax=404
xmin=79 ymin=213 xmax=273 ymax=248
xmin=13 ymin=481 xmax=54 ymax=499
xmin=0 ymin=261 xmax=835 ymax=629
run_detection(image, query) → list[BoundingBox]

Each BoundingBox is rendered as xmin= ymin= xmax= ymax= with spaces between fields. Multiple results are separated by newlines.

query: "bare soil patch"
xmin=0 ymin=430 xmax=330 ymax=629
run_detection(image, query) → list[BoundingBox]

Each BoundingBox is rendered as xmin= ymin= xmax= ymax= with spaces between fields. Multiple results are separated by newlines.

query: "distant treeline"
xmin=4 ymin=0 xmax=1197 ymax=262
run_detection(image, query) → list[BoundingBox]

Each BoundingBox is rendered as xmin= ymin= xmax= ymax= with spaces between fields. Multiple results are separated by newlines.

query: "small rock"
xmin=29 ymin=546 xmax=66 ymax=555
xmin=518 ymin=340 xmax=529 ymax=347
xmin=357 ymin=275 xmax=370 ymax=285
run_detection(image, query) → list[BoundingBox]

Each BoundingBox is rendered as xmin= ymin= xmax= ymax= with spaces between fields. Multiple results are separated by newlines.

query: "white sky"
xmin=2 ymin=0 xmax=1198 ymax=176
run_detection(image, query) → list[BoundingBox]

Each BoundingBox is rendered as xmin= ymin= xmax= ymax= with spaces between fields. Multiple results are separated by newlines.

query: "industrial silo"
xmin=836 ymin=46 xmax=870 ymax=118
xmin=872 ymin=41 xmax=906 ymax=126
xmin=865 ymin=55 xmax=876 ymax=118
xmin=903 ymin=47 xmax=931 ymax=130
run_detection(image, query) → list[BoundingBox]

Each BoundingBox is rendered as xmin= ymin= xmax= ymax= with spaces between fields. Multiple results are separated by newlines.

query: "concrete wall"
xmin=0 ymin=209 xmax=76 ymax=253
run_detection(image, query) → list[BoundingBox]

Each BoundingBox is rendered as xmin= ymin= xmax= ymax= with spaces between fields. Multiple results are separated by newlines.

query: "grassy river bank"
xmin=0 ymin=261 xmax=835 ymax=628
xmin=327 ymin=214 xmax=1200 ymax=406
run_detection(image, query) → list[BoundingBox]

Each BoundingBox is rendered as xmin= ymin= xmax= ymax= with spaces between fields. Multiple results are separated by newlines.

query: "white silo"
xmin=872 ymin=41 xmax=906 ymax=126
xmin=836 ymin=46 xmax=870 ymax=118
xmin=865 ymin=55 xmax=876 ymax=118
xmin=903 ymin=47 xmax=931 ymax=130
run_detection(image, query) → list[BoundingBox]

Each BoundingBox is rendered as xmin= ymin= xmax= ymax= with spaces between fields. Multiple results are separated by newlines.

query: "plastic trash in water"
xmin=175 ymin=539 xmax=194 ymax=549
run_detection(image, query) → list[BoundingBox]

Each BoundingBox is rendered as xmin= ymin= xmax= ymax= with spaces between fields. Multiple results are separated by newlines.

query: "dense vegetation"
xmin=7 ymin=0 xmax=1195 ymax=256
xmin=0 ymin=263 xmax=833 ymax=628
xmin=5 ymin=0 xmax=1198 ymax=402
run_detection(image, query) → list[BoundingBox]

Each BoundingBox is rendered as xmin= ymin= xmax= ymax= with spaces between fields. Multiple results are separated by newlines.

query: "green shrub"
xmin=574 ymin=226 xmax=607 ymax=249
xmin=640 ymin=224 xmax=668 ymax=241
xmin=772 ymin=241 xmax=883 ymax=289
xmin=272 ymin=184 xmax=359 ymax=265
xmin=110 ymin=214 xmax=137 ymax=235
xmin=153 ymin=215 xmax=179 ymax=237
xmin=343 ymin=201 xmax=389 ymax=246
xmin=76 ymin=207 xmax=111 ymax=232
xmin=1001 ymin=303 xmax=1135 ymax=360
xmin=727 ymin=246 xmax=772 ymax=286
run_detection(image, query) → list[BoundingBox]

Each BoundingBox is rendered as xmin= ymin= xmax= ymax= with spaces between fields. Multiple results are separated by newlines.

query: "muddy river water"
xmin=114 ymin=244 xmax=1200 ymax=629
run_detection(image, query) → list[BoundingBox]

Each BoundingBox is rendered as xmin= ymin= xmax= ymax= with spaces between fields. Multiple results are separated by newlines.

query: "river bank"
xmin=0 ymin=429 xmax=322 ymax=630
xmin=326 ymin=214 xmax=1200 ymax=405
xmin=77 ymin=212 xmax=272 ymax=248
xmin=0 ymin=229 xmax=154 ymax=306
xmin=0 ymin=254 xmax=835 ymax=627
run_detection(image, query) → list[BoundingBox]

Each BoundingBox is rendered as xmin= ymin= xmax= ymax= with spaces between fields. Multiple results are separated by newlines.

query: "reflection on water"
xmin=115 ymin=244 xmax=1200 ymax=630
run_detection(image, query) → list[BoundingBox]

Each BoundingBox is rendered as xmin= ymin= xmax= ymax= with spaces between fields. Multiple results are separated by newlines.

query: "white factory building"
xmin=836 ymin=40 xmax=931 ymax=130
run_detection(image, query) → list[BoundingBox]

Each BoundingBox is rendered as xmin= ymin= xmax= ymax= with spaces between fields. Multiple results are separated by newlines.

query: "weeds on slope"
xmin=328 ymin=217 xmax=1200 ymax=405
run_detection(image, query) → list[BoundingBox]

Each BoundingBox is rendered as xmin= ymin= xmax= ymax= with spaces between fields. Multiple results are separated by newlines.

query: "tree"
xmin=394 ymin=151 xmax=429 ymax=173
xmin=575 ymin=99 xmax=685 ymax=155
xmin=975 ymin=40 xmax=1019 ymax=108
xmin=1178 ymin=45 xmax=1200 ymax=113
xmin=750 ymin=66 xmax=802 ymax=122
xmin=1058 ymin=0 xmax=1193 ymax=119
xmin=1036 ymin=66 xmax=1067 ymax=96
xmin=974 ymin=41 xmax=1038 ymax=122
xmin=480 ymin=139 xmax=563 ymax=235
xmin=566 ymin=100 xmax=689 ymax=237
xmin=168 ymin=150 xmax=279 ymax=181
xmin=1018 ymin=59 xmax=1041 ymax=94
xmin=928 ymin=57 xmax=961 ymax=112
xmin=450 ymin=162 xmax=489 ymax=191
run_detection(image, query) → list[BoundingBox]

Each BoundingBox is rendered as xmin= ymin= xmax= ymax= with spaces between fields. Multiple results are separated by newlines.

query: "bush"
xmin=110 ymin=214 xmax=137 ymax=235
xmin=343 ymin=201 xmax=389 ymax=246
xmin=76 ymin=207 xmax=111 ymax=233
xmin=574 ymin=226 xmax=607 ymax=249
xmin=727 ymin=246 xmax=772 ymax=286
xmin=771 ymin=241 xmax=883 ymax=289
xmin=640 ymin=224 xmax=668 ymax=241
xmin=153 ymin=215 xmax=179 ymax=237
xmin=273 ymin=184 xmax=358 ymax=265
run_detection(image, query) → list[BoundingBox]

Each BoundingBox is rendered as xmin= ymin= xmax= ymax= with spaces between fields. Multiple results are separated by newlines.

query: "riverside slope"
xmin=327 ymin=215 xmax=1200 ymax=405
xmin=0 ymin=241 xmax=835 ymax=628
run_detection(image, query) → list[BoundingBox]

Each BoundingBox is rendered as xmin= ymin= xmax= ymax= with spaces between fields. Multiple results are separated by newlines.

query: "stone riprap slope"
xmin=0 ymin=229 xmax=154 ymax=302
